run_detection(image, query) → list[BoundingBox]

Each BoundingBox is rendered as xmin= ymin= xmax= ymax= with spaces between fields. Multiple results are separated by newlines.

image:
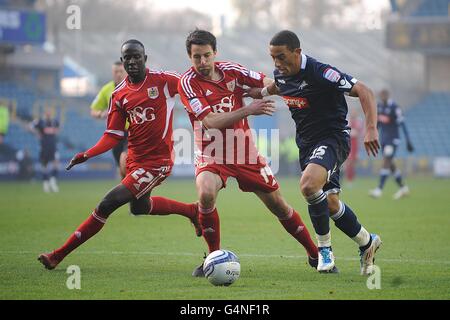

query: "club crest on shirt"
xmin=147 ymin=87 xmax=159 ymax=99
xmin=226 ymin=80 xmax=236 ymax=92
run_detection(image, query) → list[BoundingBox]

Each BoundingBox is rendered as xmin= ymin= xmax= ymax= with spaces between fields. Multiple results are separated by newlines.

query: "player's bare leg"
xmin=38 ymin=184 xmax=134 ymax=270
xmin=191 ymin=171 xmax=223 ymax=277
xmin=254 ymin=189 xmax=318 ymax=269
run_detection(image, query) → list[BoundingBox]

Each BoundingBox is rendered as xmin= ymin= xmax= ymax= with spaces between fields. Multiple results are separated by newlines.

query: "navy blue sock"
xmin=378 ymin=169 xmax=389 ymax=189
xmin=306 ymin=190 xmax=330 ymax=236
xmin=394 ymin=170 xmax=404 ymax=187
xmin=51 ymin=168 xmax=58 ymax=178
xmin=331 ymin=202 xmax=362 ymax=238
xmin=359 ymin=236 xmax=372 ymax=252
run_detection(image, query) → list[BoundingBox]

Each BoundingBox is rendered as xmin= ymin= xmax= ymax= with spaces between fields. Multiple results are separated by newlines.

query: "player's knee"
xmin=327 ymin=194 xmax=340 ymax=215
xmin=129 ymin=203 xmax=150 ymax=216
xmin=198 ymin=190 xmax=216 ymax=208
xmin=300 ymin=176 xmax=321 ymax=198
xmin=96 ymin=198 xmax=116 ymax=218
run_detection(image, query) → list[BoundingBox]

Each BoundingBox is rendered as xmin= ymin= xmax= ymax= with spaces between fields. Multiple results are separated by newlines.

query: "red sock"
xmin=198 ymin=206 xmax=220 ymax=253
xmin=54 ymin=210 xmax=106 ymax=260
xmin=149 ymin=196 xmax=196 ymax=219
xmin=279 ymin=209 xmax=318 ymax=258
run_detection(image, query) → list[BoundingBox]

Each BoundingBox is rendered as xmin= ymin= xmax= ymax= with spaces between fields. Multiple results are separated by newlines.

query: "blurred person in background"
xmin=90 ymin=61 xmax=128 ymax=178
xmin=369 ymin=89 xmax=414 ymax=200
xmin=30 ymin=108 xmax=60 ymax=193
xmin=0 ymin=101 xmax=9 ymax=145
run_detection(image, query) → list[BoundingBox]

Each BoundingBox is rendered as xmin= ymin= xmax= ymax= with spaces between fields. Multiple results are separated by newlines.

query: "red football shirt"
xmin=106 ymin=68 xmax=180 ymax=167
xmin=178 ymin=62 xmax=266 ymax=165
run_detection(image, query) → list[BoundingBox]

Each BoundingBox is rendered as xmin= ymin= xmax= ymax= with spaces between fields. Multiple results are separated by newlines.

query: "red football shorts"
xmin=195 ymin=157 xmax=279 ymax=193
xmin=122 ymin=163 xmax=172 ymax=199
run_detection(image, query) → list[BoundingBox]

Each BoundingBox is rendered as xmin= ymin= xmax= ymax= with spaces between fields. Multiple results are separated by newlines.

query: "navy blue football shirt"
xmin=274 ymin=54 xmax=357 ymax=147
xmin=377 ymin=99 xmax=404 ymax=146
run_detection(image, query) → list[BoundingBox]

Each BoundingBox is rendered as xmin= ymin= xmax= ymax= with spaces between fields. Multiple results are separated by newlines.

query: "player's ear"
xmin=144 ymin=54 xmax=148 ymax=63
xmin=294 ymin=48 xmax=302 ymax=55
xmin=120 ymin=57 xmax=123 ymax=63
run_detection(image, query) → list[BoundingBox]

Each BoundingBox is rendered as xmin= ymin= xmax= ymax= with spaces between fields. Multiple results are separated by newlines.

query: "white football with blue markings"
xmin=203 ymin=249 xmax=240 ymax=286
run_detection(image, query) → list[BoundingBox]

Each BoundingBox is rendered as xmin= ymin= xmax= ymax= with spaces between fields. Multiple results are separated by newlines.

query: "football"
xmin=203 ymin=249 xmax=241 ymax=286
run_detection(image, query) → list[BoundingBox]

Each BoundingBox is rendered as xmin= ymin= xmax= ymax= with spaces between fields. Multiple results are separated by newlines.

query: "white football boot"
xmin=317 ymin=247 xmax=338 ymax=273
xmin=49 ymin=177 xmax=59 ymax=193
xmin=369 ymin=188 xmax=382 ymax=199
xmin=360 ymin=234 xmax=382 ymax=275
xmin=393 ymin=186 xmax=409 ymax=200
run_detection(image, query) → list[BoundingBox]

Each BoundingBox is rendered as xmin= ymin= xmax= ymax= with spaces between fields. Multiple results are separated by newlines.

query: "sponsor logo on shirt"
xmin=249 ymin=70 xmax=261 ymax=80
xmin=282 ymin=96 xmax=309 ymax=109
xmin=211 ymin=95 xmax=234 ymax=113
xmin=127 ymin=106 xmax=156 ymax=124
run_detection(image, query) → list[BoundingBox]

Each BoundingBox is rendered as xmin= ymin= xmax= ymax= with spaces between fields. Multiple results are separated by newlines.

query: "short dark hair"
xmin=121 ymin=39 xmax=145 ymax=51
xmin=185 ymin=29 xmax=216 ymax=56
xmin=270 ymin=30 xmax=300 ymax=51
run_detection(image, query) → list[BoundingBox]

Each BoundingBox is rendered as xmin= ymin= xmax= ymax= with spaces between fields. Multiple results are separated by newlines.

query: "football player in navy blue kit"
xmin=247 ymin=30 xmax=382 ymax=275
xmin=31 ymin=109 xmax=60 ymax=193
xmin=369 ymin=89 xmax=414 ymax=200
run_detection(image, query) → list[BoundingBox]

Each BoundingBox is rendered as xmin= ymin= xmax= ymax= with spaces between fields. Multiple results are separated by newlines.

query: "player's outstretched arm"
xmin=349 ymin=81 xmax=380 ymax=157
xmin=202 ymin=99 xmax=275 ymax=130
xmin=244 ymin=79 xmax=279 ymax=99
xmin=66 ymin=134 xmax=121 ymax=170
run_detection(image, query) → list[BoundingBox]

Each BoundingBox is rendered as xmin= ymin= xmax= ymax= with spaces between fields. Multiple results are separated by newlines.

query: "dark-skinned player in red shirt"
xmin=38 ymin=40 xmax=202 ymax=270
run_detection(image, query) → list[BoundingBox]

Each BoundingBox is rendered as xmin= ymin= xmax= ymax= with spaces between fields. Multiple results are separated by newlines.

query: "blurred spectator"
xmin=0 ymin=102 xmax=9 ymax=145
xmin=16 ymin=149 xmax=35 ymax=181
xmin=90 ymin=61 xmax=128 ymax=178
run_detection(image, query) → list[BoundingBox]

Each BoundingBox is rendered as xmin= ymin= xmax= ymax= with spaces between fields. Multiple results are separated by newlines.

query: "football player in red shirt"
xmin=38 ymin=40 xmax=201 ymax=270
xmin=179 ymin=30 xmax=318 ymax=276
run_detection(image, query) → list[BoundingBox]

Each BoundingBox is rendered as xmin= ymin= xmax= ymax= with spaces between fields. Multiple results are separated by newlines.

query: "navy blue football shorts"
xmin=298 ymin=132 xmax=350 ymax=194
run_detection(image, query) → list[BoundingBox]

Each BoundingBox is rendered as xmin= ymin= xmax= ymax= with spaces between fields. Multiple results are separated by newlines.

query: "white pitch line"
xmin=1 ymin=250 xmax=449 ymax=265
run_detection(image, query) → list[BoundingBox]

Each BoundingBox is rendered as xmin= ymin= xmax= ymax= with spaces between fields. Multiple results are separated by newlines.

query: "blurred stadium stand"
xmin=0 ymin=0 xmax=449 ymax=179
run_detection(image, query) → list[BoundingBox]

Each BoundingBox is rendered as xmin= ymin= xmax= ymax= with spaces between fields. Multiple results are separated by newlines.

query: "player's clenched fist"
xmin=66 ymin=152 xmax=89 ymax=170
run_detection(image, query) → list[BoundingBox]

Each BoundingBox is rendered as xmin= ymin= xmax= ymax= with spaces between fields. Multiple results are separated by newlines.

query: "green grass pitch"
xmin=0 ymin=177 xmax=449 ymax=299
